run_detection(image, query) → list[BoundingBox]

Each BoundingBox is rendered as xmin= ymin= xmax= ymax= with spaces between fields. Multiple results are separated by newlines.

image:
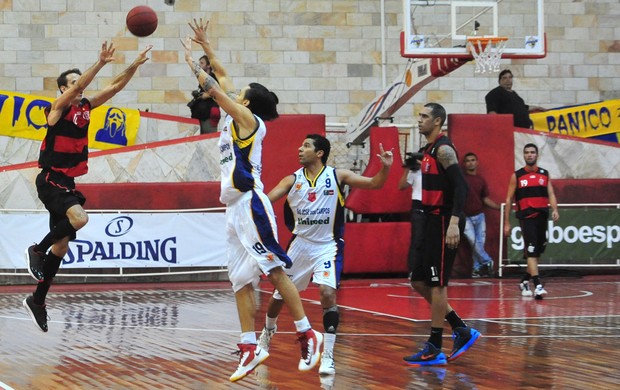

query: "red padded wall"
xmin=346 ymin=126 xmax=411 ymax=214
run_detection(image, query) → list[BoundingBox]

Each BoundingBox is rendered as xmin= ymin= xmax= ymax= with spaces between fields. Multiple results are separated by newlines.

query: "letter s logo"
xmin=105 ymin=216 xmax=134 ymax=237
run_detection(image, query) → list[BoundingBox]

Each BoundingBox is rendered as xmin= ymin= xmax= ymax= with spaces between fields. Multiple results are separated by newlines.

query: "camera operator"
xmin=398 ymin=150 xmax=425 ymax=274
xmin=187 ymin=55 xmax=220 ymax=134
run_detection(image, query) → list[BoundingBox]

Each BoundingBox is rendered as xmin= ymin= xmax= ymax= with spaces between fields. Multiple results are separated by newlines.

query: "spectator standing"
xmin=462 ymin=152 xmax=501 ymax=278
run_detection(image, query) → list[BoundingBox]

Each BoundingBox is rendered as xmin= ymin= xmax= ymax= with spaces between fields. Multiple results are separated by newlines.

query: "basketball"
xmin=126 ymin=6 xmax=158 ymax=37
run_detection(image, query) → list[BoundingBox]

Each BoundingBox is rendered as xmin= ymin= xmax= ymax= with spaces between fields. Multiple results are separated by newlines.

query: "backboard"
xmin=401 ymin=0 xmax=545 ymax=59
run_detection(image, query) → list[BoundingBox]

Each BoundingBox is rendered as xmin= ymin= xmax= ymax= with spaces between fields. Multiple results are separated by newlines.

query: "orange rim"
xmin=466 ymin=37 xmax=508 ymax=53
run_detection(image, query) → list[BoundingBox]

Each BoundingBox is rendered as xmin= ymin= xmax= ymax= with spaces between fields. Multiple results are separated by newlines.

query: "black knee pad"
xmin=323 ymin=306 xmax=339 ymax=333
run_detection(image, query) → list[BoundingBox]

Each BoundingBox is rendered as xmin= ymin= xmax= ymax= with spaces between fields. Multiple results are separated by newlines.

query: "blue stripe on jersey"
xmin=232 ymin=141 xmax=256 ymax=192
xmin=250 ymin=191 xmax=292 ymax=268
xmin=335 ymin=238 xmax=344 ymax=286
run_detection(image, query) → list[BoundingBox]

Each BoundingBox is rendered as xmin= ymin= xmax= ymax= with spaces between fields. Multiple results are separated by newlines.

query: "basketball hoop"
xmin=466 ymin=37 xmax=508 ymax=74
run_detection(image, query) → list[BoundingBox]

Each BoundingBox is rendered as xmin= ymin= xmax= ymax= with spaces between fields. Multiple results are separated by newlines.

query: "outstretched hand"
xmin=99 ymin=41 xmax=116 ymax=64
xmin=180 ymin=35 xmax=193 ymax=61
xmin=377 ymin=143 xmax=394 ymax=167
xmin=134 ymin=45 xmax=153 ymax=65
xmin=188 ymin=18 xmax=209 ymax=46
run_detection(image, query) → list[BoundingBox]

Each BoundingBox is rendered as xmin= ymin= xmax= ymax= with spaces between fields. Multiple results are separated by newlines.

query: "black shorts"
xmin=519 ymin=215 xmax=548 ymax=258
xmin=410 ymin=213 xmax=465 ymax=287
xmin=407 ymin=209 xmax=426 ymax=273
xmin=36 ymin=170 xmax=86 ymax=237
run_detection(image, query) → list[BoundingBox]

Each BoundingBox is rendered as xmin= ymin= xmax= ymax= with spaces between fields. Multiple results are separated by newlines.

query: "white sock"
xmin=323 ymin=333 xmax=336 ymax=355
xmin=240 ymin=331 xmax=257 ymax=345
xmin=266 ymin=315 xmax=278 ymax=330
xmin=294 ymin=316 xmax=311 ymax=333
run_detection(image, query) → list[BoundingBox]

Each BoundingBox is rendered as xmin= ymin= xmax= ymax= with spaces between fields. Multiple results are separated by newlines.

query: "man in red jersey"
xmin=23 ymin=42 xmax=152 ymax=333
xmin=403 ymin=103 xmax=481 ymax=366
xmin=504 ymin=143 xmax=559 ymax=299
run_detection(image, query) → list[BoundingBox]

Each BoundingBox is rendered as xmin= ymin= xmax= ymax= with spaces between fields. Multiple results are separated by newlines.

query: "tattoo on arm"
xmin=201 ymin=73 xmax=217 ymax=91
xmin=437 ymin=145 xmax=458 ymax=169
xmin=192 ymin=60 xmax=202 ymax=78
xmin=226 ymin=91 xmax=238 ymax=100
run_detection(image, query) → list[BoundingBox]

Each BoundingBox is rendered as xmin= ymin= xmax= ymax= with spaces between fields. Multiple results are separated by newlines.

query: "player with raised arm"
xmin=258 ymin=134 xmax=393 ymax=376
xmin=181 ymin=20 xmax=322 ymax=382
xmin=24 ymin=42 xmax=153 ymax=333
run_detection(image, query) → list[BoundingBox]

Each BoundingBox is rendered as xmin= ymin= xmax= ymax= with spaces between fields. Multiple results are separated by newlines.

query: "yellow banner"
xmin=531 ymin=99 xmax=620 ymax=139
xmin=0 ymin=90 xmax=140 ymax=150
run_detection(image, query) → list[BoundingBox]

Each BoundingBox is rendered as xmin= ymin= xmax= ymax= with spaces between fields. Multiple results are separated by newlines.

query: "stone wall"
xmin=0 ymin=0 xmax=618 ymax=128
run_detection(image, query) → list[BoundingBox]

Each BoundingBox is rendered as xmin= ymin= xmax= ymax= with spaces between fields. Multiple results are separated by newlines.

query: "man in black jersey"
xmin=23 ymin=42 xmax=152 ymax=333
xmin=404 ymin=103 xmax=481 ymax=366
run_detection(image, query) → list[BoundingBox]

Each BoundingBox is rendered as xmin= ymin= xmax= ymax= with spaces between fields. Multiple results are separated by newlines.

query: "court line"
xmin=0 ymin=381 xmax=15 ymax=390
xmin=386 ymin=290 xmax=594 ymax=300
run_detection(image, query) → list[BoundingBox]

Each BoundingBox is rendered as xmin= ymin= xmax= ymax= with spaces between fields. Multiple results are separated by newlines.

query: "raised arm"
xmin=188 ymin=18 xmax=234 ymax=94
xmin=48 ymin=41 xmax=116 ymax=125
xmin=180 ymin=36 xmax=255 ymax=133
xmin=89 ymin=45 xmax=153 ymax=109
xmin=337 ymin=143 xmax=393 ymax=189
xmin=267 ymin=175 xmax=296 ymax=203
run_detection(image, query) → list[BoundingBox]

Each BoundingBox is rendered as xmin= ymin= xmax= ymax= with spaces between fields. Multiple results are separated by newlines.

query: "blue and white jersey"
xmin=219 ymin=114 xmax=265 ymax=204
xmin=284 ymin=166 xmax=345 ymax=243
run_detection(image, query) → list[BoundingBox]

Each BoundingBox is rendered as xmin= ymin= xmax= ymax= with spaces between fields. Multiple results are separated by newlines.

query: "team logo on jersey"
xmin=324 ymin=190 xmax=334 ymax=195
xmin=295 ymin=183 xmax=303 ymax=191
xmin=307 ymin=192 xmax=317 ymax=202
xmin=266 ymin=253 xmax=274 ymax=262
xmin=538 ymin=178 xmax=545 ymax=185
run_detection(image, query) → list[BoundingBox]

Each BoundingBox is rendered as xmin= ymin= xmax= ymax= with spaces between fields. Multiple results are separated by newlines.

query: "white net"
xmin=466 ymin=38 xmax=508 ymax=73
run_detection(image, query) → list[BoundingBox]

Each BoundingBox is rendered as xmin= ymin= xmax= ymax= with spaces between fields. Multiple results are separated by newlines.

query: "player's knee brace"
xmin=323 ymin=306 xmax=339 ymax=334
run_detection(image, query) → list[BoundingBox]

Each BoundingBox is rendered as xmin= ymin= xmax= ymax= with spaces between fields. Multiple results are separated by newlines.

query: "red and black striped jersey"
xmin=514 ymin=166 xmax=550 ymax=219
xmin=421 ymin=134 xmax=456 ymax=215
xmin=39 ymin=98 xmax=91 ymax=178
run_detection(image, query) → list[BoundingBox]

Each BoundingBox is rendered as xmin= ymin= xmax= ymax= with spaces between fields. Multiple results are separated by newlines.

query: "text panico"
xmin=531 ymin=99 xmax=620 ymax=138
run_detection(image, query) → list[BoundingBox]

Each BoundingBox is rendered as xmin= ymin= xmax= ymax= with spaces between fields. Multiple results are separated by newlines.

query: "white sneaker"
xmin=258 ymin=325 xmax=277 ymax=352
xmin=520 ymin=281 xmax=533 ymax=297
xmin=297 ymin=329 xmax=323 ymax=371
xmin=319 ymin=372 xmax=335 ymax=389
xmin=229 ymin=344 xmax=269 ymax=382
xmin=319 ymin=349 xmax=336 ymax=375
xmin=534 ymin=284 xmax=548 ymax=300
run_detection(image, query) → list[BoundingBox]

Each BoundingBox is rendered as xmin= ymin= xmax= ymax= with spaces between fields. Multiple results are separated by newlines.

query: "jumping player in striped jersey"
xmin=503 ymin=143 xmax=559 ymax=299
xmin=23 ymin=42 xmax=153 ymax=334
xmin=182 ymin=19 xmax=322 ymax=382
xmin=258 ymin=134 xmax=393 ymax=376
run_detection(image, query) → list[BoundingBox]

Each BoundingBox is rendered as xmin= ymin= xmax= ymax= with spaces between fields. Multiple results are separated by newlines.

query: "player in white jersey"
xmin=258 ymin=134 xmax=393 ymax=376
xmin=182 ymin=19 xmax=322 ymax=382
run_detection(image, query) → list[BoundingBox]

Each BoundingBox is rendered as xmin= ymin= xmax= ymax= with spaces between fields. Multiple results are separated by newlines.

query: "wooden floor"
xmin=1 ymin=275 xmax=619 ymax=389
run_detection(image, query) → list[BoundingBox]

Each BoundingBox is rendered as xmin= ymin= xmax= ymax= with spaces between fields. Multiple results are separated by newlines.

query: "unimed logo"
xmin=65 ymin=215 xmax=178 ymax=264
xmin=510 ymin=221 xmax=620 ymax=250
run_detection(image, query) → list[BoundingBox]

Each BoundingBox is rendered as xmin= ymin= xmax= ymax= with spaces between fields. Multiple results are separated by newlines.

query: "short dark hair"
xmin=57 ymin=68 xmax=81 ymax=91
xmin=199 ymin=55 xmax=210 ymax=66
xmin=498 ymin=69 xmax=512 ymax=82
xmin=306 ymin=134 xmax=330 ymax=164
xmin=523 ymin=143 xmax=538 ymax=153
xmin=463 ymin=152 xmax=478 ymax=161
xmin=244 ymin=82 xmax=279 ymax=121
xmin=424 ymin=102 xmax=447 ymax=127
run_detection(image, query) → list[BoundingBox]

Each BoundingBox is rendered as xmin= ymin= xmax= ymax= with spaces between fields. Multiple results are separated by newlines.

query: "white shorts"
xmin=273 ymin=235 xmax=343 ymax=300
xmin=226 ymin=190 xmax=291 ymax=292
